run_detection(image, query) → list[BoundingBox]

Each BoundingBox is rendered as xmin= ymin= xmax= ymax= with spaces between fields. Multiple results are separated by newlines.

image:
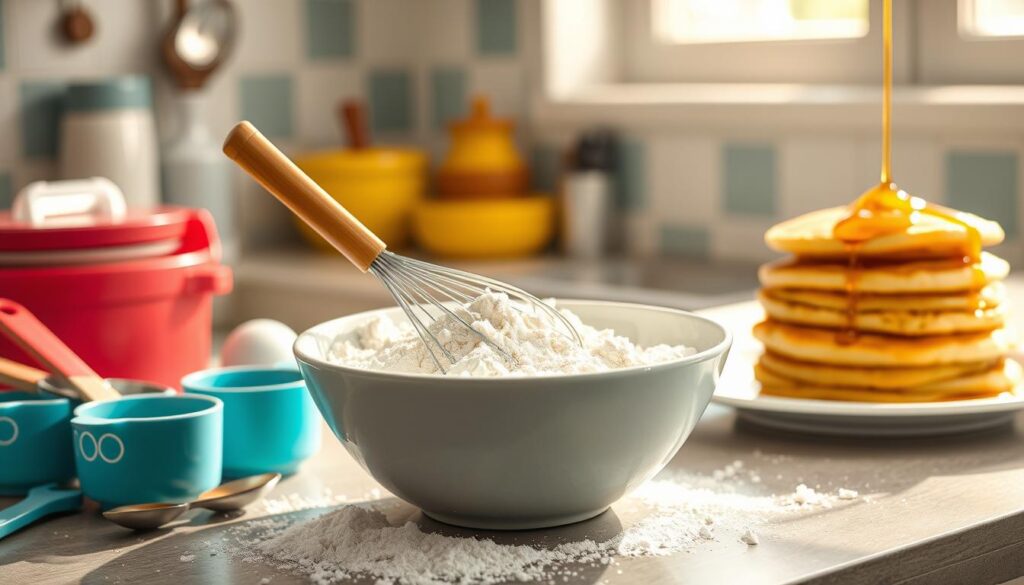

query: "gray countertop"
xmin=4 ymin=262 xmax=1024 ymax=584
xmin=4 ymin=406 xmax=1024 ymax=584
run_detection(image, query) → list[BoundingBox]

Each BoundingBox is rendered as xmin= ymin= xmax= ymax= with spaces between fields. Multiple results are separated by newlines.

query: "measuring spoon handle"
xmin=0 ymin=299 xmax=119 ymax=401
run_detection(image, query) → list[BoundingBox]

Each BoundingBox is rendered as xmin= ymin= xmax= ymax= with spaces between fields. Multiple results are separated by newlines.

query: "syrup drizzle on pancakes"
xmin=831 ymin=0 xmax=983 ymax=344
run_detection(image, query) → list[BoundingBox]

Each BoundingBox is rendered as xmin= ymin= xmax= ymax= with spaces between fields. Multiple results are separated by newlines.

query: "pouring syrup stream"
xmin=831 ymin=0 xmax=983 ymax=344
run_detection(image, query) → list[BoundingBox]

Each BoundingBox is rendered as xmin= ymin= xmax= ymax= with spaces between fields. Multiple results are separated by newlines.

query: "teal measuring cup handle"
xmin=0 ymin=483 xmax=82 ymax=539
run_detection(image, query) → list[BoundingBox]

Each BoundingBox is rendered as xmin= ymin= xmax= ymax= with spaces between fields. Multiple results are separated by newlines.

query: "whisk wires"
xmin=368 ymin=251 xmax=583 ymax=374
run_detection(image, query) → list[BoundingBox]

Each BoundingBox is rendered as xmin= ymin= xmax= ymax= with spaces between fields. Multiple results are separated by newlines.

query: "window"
xmin=653 ymin=0 xmax=869 ymax=44
xmin=619 ymin=0 xmax=1024 ymax=84
xmin=960 ymin=0 xmax=1024 ymax=38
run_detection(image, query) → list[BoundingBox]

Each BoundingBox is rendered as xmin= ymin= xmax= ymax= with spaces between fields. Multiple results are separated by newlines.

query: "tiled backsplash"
xmin=0 ymin=0 xmax=1020 ymax=265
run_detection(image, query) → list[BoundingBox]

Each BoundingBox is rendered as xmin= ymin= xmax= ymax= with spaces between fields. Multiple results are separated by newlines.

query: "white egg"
xmin=221 ymin=319 xmax=298 ymax=367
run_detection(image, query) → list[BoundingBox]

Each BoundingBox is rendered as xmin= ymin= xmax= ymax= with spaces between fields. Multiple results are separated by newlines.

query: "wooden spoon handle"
xmin=0 ymin=358 xmax=47 ymax=392
xmin=0 ymin=299 xmax=119 ymax=402
xmin=222 ymin=121 xmax=386 ymax=272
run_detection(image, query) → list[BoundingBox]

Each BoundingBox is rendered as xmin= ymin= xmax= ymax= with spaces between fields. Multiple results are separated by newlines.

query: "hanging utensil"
xmin=0 ymin=299 xmax=120 ymax=402
xmin=59 ymin=0 xmax=95 ymax=44
xmin=162 ymin=0 xmax=237 ymax=90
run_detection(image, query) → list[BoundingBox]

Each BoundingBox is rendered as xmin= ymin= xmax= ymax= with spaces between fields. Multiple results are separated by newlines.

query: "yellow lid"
xmin=450 ymin=97 xmax=512 ymax=133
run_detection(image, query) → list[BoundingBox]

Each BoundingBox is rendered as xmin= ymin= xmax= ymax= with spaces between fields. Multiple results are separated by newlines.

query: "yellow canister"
xmin=294 ymin=148 xmax=426 ymax=251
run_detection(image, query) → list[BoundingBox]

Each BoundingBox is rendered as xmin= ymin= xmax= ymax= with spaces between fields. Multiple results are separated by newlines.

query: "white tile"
xmin=234 ymin=0 xmax=302 ymax=71
xmin=711 ymin=217 xmax=781 ymax=263
xmin=296 ymin=64 xmax=362 ymax=149
xmin=153 ymin=74 xmax=239 ymax=151
xmin=855 ymin=137 xmax=945 ymax=202
xmin=892 ymin=139 xmax=943 ymax=203
xmin=648 ymin=136 xmax=719 ymax=223
xmin=8 ymin=0 xmax=101 ymax=73
xmin=779 ymin=137 xmax=859 ymax=217
xmin=358 ymin=0 xmax=419 ymax=65
xmin=420 ymin=0 xmax=471 ymax=61
xmin=234 ymin=168 xmax=300 ymax=251
xmin=92 ymin=0 xmax=160 ymax=74
xmin=0 ymin=78 xmax=17 ymax=165
xmin=469 ymin=61 xmax=526 ymax=121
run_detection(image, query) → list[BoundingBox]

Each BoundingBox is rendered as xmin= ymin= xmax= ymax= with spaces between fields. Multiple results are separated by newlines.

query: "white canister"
xmin=60 ymin=76 xmax=160 ymax=208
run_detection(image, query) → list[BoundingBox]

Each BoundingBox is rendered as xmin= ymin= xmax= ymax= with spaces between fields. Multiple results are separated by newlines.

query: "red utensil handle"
xmin=0 ymin=299 xmax=99 ymax=379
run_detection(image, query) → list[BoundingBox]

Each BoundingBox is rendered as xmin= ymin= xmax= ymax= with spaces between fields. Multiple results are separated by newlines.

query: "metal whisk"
xmin=223 ymin=122 xmax=582 ymax=373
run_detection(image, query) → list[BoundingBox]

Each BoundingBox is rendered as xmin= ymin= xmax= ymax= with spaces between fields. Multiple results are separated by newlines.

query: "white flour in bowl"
xmin=329 ymin=292 xmax=695 ymax=376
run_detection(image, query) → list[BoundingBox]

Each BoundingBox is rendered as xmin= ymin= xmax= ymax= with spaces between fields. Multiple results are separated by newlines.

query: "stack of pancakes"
xmin=755 ymin=206 xmax=1019 ymax=402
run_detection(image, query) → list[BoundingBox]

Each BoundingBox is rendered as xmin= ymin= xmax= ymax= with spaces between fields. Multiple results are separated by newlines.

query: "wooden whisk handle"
xmin=223 ymin=121 xmax=386 ymax=272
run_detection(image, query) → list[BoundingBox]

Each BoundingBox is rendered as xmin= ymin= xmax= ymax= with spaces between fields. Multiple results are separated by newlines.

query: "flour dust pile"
xmin=329 ymin=291 xmax=695 ymax=376
xmin=224 ymin=464 xmax=860 ymax=585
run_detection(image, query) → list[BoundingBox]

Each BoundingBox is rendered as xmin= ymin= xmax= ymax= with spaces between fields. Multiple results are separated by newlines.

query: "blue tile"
xmin=239 ymin=74 xmax=294 ymax=139
xmin=946 ymin=150 xmax=1019 ymax=237
xmin=476 ymin=0 xmax=517 ymax=55
xmin=430 ymin=66 xmax=466 ymax=130
xmin=614 ymin=140 xmax=646 ymax=211
xmin=530 ymin=143 xmax=561 ymax=192
xmin=660 ymin=224 xmax=710 ymax=260
xmin=723 ymin=143 xmax=776 ymax=216
xmin=20 ymin=81 xmax=67 ymax=159
xmin=0 ymin=172 xmax=10 ymax=209
xmin=368 ymin=69 xmax=413 ymax=134
xmin=0 ymin=0 xmax=5 ymax=70
xmin=306 ymin=0 xmax=354 ymax=59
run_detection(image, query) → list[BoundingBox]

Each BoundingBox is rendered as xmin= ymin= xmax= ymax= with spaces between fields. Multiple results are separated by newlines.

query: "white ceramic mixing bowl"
xmin=294 ymin=300 xmax=731 ymax=530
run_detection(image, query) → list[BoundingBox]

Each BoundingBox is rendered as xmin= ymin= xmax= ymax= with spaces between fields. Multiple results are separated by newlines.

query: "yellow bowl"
xmin=295 ymin=148 xmax=426 ymax=251
xmin=413 ymin=196 xmax=554 ymax=259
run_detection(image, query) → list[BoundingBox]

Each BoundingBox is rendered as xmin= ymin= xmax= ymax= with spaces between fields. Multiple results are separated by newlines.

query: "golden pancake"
xmin=758 ymin=291 xmax=1005 ymax=336
xmin=756 ymin=360 xmax=1021 ymax=403
xmin=761 ymin=282 xmax=1005 ymax=312
xmin=753 ymin=319 xmax=1015 ymax=367
xmin=758 ymin=252 xmax=1008 ymax=294
xmin=764 ymin=206 xmax=1004 ymax=259
xmin=758 ymin=351 xmax=1000 ymax=389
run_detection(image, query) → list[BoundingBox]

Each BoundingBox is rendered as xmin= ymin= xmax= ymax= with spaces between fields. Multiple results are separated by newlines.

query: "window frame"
xmin=624 ymin=0 xmax=911 ymax=84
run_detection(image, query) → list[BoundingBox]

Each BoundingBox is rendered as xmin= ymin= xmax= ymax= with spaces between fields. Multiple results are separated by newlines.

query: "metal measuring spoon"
xmin=102 ymin=472 xmax=281 ymax=530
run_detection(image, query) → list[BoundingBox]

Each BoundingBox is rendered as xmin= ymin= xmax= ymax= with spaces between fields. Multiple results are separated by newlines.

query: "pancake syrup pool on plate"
xmin=755 ymin=0 xmax=1018 ymax=404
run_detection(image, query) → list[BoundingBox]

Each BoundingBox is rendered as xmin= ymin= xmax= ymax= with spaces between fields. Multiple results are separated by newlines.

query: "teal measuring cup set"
xmin=0 ymin=299 xmax=320 ymax=537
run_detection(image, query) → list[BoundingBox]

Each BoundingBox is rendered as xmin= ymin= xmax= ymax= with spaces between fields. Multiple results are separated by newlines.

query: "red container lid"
xmin=0 ymin=207 xmax=193 ymax=252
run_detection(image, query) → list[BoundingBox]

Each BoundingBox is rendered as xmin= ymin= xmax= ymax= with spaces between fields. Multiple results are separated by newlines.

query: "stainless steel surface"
xmin=193 ymin=473 xmax=281 ymax=512
xmin=367 ymin=251 xmax=583 ymax=373
xmin=102 ymin=473 xmax=281 ymax=530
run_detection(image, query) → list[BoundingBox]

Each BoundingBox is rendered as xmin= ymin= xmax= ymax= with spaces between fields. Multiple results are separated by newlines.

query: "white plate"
xmin=701 ymin=301 xmax=1024 ymax=437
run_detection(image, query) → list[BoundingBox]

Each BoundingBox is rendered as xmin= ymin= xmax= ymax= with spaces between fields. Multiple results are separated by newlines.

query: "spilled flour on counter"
xmin=328 ymin=291 xmax=695 ymax=376
xmin=222 ymin=464 xmax=861 ymax=585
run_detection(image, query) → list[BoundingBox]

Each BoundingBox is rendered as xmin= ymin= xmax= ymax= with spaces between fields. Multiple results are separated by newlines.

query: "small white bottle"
xmin=60 ymin=76 xmax=160 ymax=208
xmin=561 ymin=130 xmax=616 ymax=259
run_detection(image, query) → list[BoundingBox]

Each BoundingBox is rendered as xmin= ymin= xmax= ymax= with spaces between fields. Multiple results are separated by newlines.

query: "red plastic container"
xmin=0 ymin=208 xmax=232 ymax=389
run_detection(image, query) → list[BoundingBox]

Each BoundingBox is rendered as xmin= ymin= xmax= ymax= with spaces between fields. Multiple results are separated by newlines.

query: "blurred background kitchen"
xmin=1 ymin=0 xmax=1022 ymax=330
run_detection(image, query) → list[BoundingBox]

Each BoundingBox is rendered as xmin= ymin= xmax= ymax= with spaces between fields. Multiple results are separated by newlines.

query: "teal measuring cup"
xmin=71 ymin=394 xmax=223 ymax=508
xmin=182 ymin=366 xmax=320 ymax=478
